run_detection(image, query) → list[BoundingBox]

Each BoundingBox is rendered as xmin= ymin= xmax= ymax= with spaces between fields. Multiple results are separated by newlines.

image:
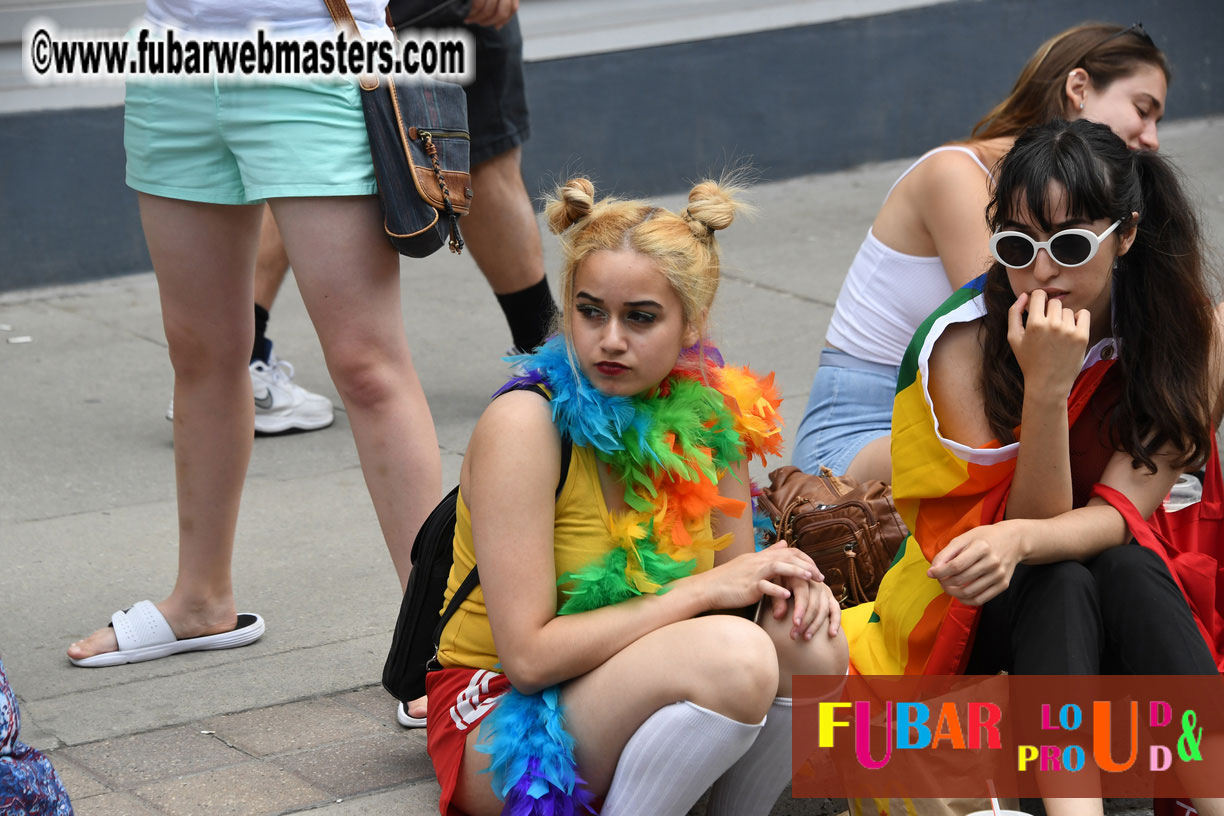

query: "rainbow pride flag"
xmin=843 ymin=279 xmax=1116 ymax=675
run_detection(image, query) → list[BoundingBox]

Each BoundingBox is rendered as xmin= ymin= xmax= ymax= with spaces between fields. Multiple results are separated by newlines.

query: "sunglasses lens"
xmin=1050 ymin=233 xmax=1093 ymax=266
xmin=995 ymin=236 xmax=1035 ymax=267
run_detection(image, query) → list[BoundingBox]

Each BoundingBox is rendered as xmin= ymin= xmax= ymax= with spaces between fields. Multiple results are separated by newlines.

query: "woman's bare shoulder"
xmin=462 ymin=388 xmax=561 ymax=489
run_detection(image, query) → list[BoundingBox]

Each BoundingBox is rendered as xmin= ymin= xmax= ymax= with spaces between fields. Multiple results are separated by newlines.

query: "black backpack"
xmin=382 ymin=384 xmax=571 ymax=702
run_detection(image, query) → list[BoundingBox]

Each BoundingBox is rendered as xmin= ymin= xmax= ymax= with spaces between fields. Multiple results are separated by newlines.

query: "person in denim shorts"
xmin=792 ymin=23 xmax=1170 ymax=482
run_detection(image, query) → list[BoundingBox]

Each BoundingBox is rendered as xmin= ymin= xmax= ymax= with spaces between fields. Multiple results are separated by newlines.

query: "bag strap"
xmin=320 ymin=0 xmax=360 ymax=37
xmin=432 ymin=383 xmax=572 ymax=645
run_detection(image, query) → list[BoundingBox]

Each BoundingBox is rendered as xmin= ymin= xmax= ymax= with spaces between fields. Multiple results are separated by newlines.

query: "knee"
xmin=164 ymin=320 xmax=250 ymax=381
xmin=1090 ymin=543 xmax=1166 ymax=596
xmin=1031 ymin=560 xmax=1095 ymax=593
xmin=760 ymin=605 xmax=849 ymax=684
xmin=324 ymin=341 xmax=411 ymax=412
xmin=685 ymin=616 xmax=778 ymax=724
xmin=780 ymin=627 xmax=850 ymax=684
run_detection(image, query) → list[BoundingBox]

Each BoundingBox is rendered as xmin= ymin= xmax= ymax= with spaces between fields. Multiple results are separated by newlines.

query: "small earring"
xmin=1079 ymin=101 xmax=1085 ymax=110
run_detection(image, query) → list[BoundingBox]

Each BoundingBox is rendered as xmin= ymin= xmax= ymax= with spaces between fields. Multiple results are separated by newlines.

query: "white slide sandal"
xmin=70 ymin=601 xmax=265 ymax=667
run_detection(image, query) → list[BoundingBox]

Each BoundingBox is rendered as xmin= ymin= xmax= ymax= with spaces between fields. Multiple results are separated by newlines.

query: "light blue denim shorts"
xmin=124 ymin=77 xmax=377 ymax=205
xmin=791 ymin=347 xmax=900 ymax=475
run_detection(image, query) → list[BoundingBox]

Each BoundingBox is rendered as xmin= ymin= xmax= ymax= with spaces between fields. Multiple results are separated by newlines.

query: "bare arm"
xmin=927 ymin=293 xmax=1089 ymax=520
xmin=889 ymin=149 xmax=995 ymax=290
xmin=464 ymin=0 xmax=518 ymax=28
xmin=929 ymin=444 xmax=1181 ymax=606
xmin=1004 ymin=290 xmax=1092 ymax=520
xmin=468 ymin=394 xmax=819 ymax=694
xmin=712 ymin=458 xmax=753 ymax=563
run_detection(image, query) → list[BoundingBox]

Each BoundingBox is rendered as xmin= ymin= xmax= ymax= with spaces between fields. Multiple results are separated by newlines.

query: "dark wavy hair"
xmin=980 ymin=119 xmax=1214 ymax=472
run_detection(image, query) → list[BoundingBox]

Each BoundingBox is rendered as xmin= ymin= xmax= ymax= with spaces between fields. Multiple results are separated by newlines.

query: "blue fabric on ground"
xmin=0 ymin=658 xmax=74 ymax=815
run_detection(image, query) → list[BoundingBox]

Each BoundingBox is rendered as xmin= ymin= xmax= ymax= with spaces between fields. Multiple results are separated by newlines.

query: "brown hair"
xmin=972 ymin=23 xmax=1169 ymax=140
xmin=979 ymin=120 xmax=1214 ymax=473
xmin=544 ymin=177 xmax=748 ymax=344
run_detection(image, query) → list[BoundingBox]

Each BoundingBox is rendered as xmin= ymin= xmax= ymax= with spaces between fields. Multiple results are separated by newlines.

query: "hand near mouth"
xmin=1007 ymin=289 xmax=1091 ymax=400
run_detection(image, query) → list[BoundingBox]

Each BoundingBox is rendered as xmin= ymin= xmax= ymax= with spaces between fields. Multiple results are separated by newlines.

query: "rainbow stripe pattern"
xmin=842 ymin=279 xmax=1115 ymax=675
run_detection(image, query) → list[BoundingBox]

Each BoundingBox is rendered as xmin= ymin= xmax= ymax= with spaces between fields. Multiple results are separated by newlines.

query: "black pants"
xmin=966 ymin=541 xmax=1216 ymax=675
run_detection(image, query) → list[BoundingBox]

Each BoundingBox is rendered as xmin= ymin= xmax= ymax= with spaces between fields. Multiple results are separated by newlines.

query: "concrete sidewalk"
xmin=1 ymin=116 xmax=1221 ymax=815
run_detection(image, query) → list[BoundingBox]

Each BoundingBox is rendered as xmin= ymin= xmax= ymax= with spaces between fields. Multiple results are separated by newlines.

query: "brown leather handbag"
xmin=757 ymin=466 xmax=909 ymax=608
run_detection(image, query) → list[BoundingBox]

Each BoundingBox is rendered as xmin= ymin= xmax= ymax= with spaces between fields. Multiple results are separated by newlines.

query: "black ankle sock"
xmin=495 ymin=277 xmax=559 ymax=352
xmin=252 ymin=304 xmax=271 ymax=363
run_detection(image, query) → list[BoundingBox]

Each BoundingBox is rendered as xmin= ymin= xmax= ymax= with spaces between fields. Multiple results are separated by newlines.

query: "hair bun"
xmin=545 ymin=178 xmax=596 ymax=235
xmin=683 ymin=180 xmax=742 ymax=239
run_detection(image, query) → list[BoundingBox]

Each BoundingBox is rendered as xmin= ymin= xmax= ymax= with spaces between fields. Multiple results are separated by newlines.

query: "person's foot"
xmin=67 ymin=599 xmax=239 ymax=663
xmin=397 ymin=696 xmax=428 ymax=728
xmin=248 ymin=352 xmax=334 ymax=434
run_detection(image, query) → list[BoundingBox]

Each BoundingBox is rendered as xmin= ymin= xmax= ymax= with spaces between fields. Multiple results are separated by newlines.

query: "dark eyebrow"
xmin=576 ymin=291 xmax=663 ymax=309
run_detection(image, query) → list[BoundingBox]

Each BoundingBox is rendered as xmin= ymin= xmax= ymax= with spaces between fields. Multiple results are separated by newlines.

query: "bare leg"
xmin=68 ymin=195 xmax=263 ymax=660
xmin=756 ymin=598 xmax=849 ymax=696
xmin=463 ymin=146 xmax=545 ymax=295
xmin=845 ymin=435 xmax=893 ymax=485
xmin=452 ymin=615 xmax=779 ymax=816
xmin=254 ymin=203 xmax=290 ymax=310
xmin=1042 ymin=800 xmax=1104 ymax=816
xmin=268 ymin=195 xmax=441 ymax=592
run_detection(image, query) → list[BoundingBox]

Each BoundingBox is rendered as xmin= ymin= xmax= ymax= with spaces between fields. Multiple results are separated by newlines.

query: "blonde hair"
xmin=972 ymin=22 xmax=1169 ymax=140
xmin=544 ymin=177 xmax=748 ymax=344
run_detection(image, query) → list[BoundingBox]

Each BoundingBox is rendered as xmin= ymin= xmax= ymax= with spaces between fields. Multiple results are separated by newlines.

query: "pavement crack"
xmin=720 ymin=270 xmax=835 ymax=306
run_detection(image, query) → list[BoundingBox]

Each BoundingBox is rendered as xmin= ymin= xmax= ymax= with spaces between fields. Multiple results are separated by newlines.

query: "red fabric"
xmin=1154 ymin=798 xmax=1197 ymax=816
xmin=1090 ymin=437 xmax=1224 ymax=672
xmin=424 ymin=667 xmax=512 ymax=816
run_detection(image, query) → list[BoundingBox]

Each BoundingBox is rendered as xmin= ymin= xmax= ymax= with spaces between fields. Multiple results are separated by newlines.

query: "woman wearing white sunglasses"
xmin=793 ymin=22 xmax=1170 ymax=481
xmin=843 ymin=118 xmax=1223 ymax=816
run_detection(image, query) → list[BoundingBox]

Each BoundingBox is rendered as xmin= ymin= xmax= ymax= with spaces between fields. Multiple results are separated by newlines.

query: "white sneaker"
xmin=165 ymin=353 xmax=335 ymax=435
xmin=249 ymin=353 xmax=335 ymax=434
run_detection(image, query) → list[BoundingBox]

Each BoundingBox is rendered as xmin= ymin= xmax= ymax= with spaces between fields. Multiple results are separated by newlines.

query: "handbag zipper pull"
xmin=419 ymin=131 xmax=465 ymax=255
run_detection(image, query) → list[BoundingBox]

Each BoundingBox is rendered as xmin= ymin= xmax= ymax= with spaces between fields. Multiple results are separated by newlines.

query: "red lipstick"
xmin=595 ymin=362 xmax=628 ymax=376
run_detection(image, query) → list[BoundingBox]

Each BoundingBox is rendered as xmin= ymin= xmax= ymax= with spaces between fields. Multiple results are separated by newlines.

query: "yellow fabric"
xmin=437 ymin=444 xmax=716 ymax=671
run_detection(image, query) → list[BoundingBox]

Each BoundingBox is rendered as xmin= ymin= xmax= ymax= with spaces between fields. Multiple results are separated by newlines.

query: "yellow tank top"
xmin=436 ymin=444 xmax=716 ymax=670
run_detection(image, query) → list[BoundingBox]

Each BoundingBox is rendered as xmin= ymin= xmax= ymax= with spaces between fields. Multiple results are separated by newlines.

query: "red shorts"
xmin=425 ymin=667 xmax=512 ymax=816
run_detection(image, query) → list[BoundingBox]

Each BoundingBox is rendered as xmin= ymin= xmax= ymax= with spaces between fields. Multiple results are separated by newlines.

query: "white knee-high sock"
xmin=600 ymin=700 xmax=763 ymax=816
xmin=706 ymin=696 xmax=794 ymax=816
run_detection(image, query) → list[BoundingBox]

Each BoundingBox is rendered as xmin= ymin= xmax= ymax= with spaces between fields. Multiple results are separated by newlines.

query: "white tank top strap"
xmin=884 ymin=145 xmax=993 ymax=199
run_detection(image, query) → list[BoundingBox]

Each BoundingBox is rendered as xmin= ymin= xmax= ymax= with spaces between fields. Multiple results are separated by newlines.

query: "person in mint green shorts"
xmin=66 ymin=2 xmax=443 ymax=720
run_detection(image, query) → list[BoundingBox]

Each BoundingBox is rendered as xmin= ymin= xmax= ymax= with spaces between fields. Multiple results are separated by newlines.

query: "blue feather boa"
xmin=476 ymin=336 xmax=770 ymax=815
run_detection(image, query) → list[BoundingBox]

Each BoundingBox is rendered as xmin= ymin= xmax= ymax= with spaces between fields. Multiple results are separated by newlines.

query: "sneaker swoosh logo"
xmin=254 ymin=390 xmax=274 ymax=410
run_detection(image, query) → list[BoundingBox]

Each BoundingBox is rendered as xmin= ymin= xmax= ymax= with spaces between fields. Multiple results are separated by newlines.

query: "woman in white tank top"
xmin=793 ymin=22 xmax=1170 ymax=482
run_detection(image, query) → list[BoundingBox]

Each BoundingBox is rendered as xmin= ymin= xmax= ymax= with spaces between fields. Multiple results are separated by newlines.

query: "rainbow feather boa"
xmin=476 ymin=336 xmax=782 ymax=815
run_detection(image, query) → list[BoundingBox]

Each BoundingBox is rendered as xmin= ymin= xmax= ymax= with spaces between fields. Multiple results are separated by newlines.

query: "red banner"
xmin=793 ymin=675 xmax=1224 ymax=798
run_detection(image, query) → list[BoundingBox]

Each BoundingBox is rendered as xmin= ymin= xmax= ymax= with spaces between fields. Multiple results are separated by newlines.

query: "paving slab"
xmin=132 ymin=762 xmax=331 ymax=816
xmin=59 ymin=725 xmax=250 ymax=789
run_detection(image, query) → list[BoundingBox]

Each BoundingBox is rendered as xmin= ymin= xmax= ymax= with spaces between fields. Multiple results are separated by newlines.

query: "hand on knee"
xmin=759 ymin=600 xmax=849 ymax=696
